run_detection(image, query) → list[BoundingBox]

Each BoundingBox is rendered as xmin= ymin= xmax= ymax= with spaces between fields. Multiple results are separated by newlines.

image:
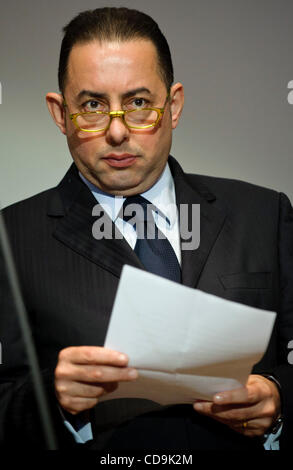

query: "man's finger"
xmin=212 ymin=384 xmax=260 ymax=406
xmin=56 ymin=363 xmax=138 ymax=383
xmin=56 ymin=380 xmax=118 ymax=398
xmin=193 ymin=400 xmax=259 ymax=421
xmin=58 ymin=346 xmax=129 ymax=366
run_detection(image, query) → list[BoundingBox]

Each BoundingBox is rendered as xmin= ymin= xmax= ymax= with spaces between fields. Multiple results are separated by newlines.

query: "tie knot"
xmin=120 ymin=195 xmax=159 ymax=238
xmin=122 ymin=195 xmax=170 ymax=224
xmin=121 ymin=195 xmax=156 ymax=223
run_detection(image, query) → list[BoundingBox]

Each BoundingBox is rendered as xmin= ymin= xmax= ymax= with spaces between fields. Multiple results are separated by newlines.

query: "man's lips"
xmin=102 ymin=154 xmax=138 ymax=168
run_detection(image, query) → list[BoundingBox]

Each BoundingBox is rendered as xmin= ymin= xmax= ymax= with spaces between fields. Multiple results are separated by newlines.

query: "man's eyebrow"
xmin=76 ymin=87 xmax=152 ymax=101
xmin=122 ymin=87 xmax=152 ymax=98
xmin=76 ymin=90 xmax=107 ymax=101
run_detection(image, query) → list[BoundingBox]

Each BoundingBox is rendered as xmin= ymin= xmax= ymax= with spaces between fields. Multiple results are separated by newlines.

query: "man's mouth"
xmin=103 ymin=153 xmax=138 ymax=168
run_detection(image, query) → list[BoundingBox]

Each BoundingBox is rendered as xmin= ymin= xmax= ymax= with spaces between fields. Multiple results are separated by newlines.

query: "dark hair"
xmin=58 ymin=7 xmax=174 ymax=93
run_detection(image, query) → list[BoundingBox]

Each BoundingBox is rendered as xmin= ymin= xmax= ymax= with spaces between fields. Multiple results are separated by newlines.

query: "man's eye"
xmin=83 ymin=100 xmax=102 ymax=111
xmin=131 ymin=98 xmax=148 ymax=108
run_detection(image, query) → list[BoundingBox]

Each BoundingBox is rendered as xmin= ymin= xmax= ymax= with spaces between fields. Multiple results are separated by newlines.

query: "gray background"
xmin=1 ymin=0 xmax=293 ymax=208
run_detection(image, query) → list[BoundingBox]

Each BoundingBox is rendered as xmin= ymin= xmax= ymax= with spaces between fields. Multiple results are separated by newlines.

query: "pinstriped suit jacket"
xmin=1 ymin=156 xmax=293 ymax=450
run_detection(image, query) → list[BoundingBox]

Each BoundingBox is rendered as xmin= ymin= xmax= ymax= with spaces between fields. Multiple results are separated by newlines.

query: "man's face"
xmin=48 ymin=39 xmax=183 ymax=196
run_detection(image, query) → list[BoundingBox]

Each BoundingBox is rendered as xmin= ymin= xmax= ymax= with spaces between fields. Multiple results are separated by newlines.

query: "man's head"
xmin=58 ymin=7 xmax=174 ymax=95
xmin=46 ymin=8 xmax=184 ymax=196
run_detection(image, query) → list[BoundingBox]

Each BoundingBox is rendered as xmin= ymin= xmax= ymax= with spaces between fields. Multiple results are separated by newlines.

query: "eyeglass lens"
xmin=76 ymin=109 xmax=159 ymax=130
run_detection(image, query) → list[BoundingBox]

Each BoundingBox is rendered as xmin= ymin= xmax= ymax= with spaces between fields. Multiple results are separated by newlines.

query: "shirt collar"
xmin=79 ymin=163 xmax=177 ymax=228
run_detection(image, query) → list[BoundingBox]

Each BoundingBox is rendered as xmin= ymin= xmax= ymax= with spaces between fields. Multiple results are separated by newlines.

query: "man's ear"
xmin=170 ymin=82 xmax=184 ymax=129
xmin=46 ymin=92 xmax=67 ymax=135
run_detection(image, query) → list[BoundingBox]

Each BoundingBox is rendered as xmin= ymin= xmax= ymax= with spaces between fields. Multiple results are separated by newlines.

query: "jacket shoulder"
xmin=2 ymin=188 xmax=55 ymax=222
xmin=186 ymin=172 xmax=278 ymax=197
xmin=185 ymin=172 xmax=282 ymax=209
xmin=2 ymin=164 xmax=77 ymax=219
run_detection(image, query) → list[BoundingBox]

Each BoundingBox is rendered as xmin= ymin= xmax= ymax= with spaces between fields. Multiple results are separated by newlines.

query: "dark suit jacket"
xmin=1 ymin=156 xmax=293 ymax=450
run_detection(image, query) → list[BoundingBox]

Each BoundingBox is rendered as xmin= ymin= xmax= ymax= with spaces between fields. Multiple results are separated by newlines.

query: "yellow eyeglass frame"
xmin=63 ymin=93 xmax=170 ymax=132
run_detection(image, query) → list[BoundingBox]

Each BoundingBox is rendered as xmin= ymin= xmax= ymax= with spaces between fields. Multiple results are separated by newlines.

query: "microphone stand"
xmin=0 ymin=211 xmax=58 ymax=449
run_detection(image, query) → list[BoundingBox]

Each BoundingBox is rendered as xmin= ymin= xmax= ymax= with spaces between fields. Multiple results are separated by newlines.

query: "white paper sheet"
xmin=101 ymin=265 xmax=276 ymax=405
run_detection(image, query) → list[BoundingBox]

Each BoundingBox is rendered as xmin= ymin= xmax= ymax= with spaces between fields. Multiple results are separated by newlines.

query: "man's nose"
xmin=106 ymin=114 xmax=129 ymax=145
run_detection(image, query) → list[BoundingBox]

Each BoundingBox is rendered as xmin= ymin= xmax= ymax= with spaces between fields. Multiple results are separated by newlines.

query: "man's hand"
xmin=54 ymin=346 xmax=138 ymax=415
xmin=193 ymin=374 xmax=281 ymax=437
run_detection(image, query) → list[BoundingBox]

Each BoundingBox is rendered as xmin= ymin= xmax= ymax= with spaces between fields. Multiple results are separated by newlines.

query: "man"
xmin=0 ymin=7 xmax=292 ymax=450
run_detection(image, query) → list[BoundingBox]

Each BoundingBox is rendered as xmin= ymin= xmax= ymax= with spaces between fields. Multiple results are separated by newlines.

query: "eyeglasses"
xmin=63 ymin=93 xmax=170 ymax=133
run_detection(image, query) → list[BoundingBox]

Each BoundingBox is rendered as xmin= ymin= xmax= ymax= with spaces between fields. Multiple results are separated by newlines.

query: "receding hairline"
xmin=62 ymin=37 xmax=169 ymax=94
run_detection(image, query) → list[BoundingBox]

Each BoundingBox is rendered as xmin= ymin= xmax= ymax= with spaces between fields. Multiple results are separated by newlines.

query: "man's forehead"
xmin=68 ymin=39 xmax=158 ymax=71
xmin=66 ymin=39 xmax=163 ymax=93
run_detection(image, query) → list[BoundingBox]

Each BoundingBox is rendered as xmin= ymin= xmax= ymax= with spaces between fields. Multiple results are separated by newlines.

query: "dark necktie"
xmin=121 ymin=195 xmax=181 ymax=283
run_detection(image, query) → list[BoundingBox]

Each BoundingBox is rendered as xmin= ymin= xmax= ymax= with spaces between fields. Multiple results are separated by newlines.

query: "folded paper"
xmin=101 ymin=265 xmax=276 ymax=404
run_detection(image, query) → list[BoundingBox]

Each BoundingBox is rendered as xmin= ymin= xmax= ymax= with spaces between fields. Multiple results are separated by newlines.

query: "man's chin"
xmin=101 ymin=182 xmax=144 ymax=197
xmin=99 ymin=176 xmax=153 ymax=196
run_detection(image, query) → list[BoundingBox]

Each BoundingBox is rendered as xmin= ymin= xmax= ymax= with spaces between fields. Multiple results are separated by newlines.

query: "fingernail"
xmin=194 ymin=402 xmax=203 ymax=411
xmin=214 ymin=394 xmax=224 ymax=402
xmin=118 ymin=354 xmax=128 ymax=362
xmin=128 ymin=369 xmax=138 ymax=379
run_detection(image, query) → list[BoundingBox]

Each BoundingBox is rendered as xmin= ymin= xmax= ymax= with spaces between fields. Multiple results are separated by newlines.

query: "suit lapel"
xmin=169 ymin=157 xmax=227 ymax=288
xmin=47 ymin=164 xmax=143 ymax=278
